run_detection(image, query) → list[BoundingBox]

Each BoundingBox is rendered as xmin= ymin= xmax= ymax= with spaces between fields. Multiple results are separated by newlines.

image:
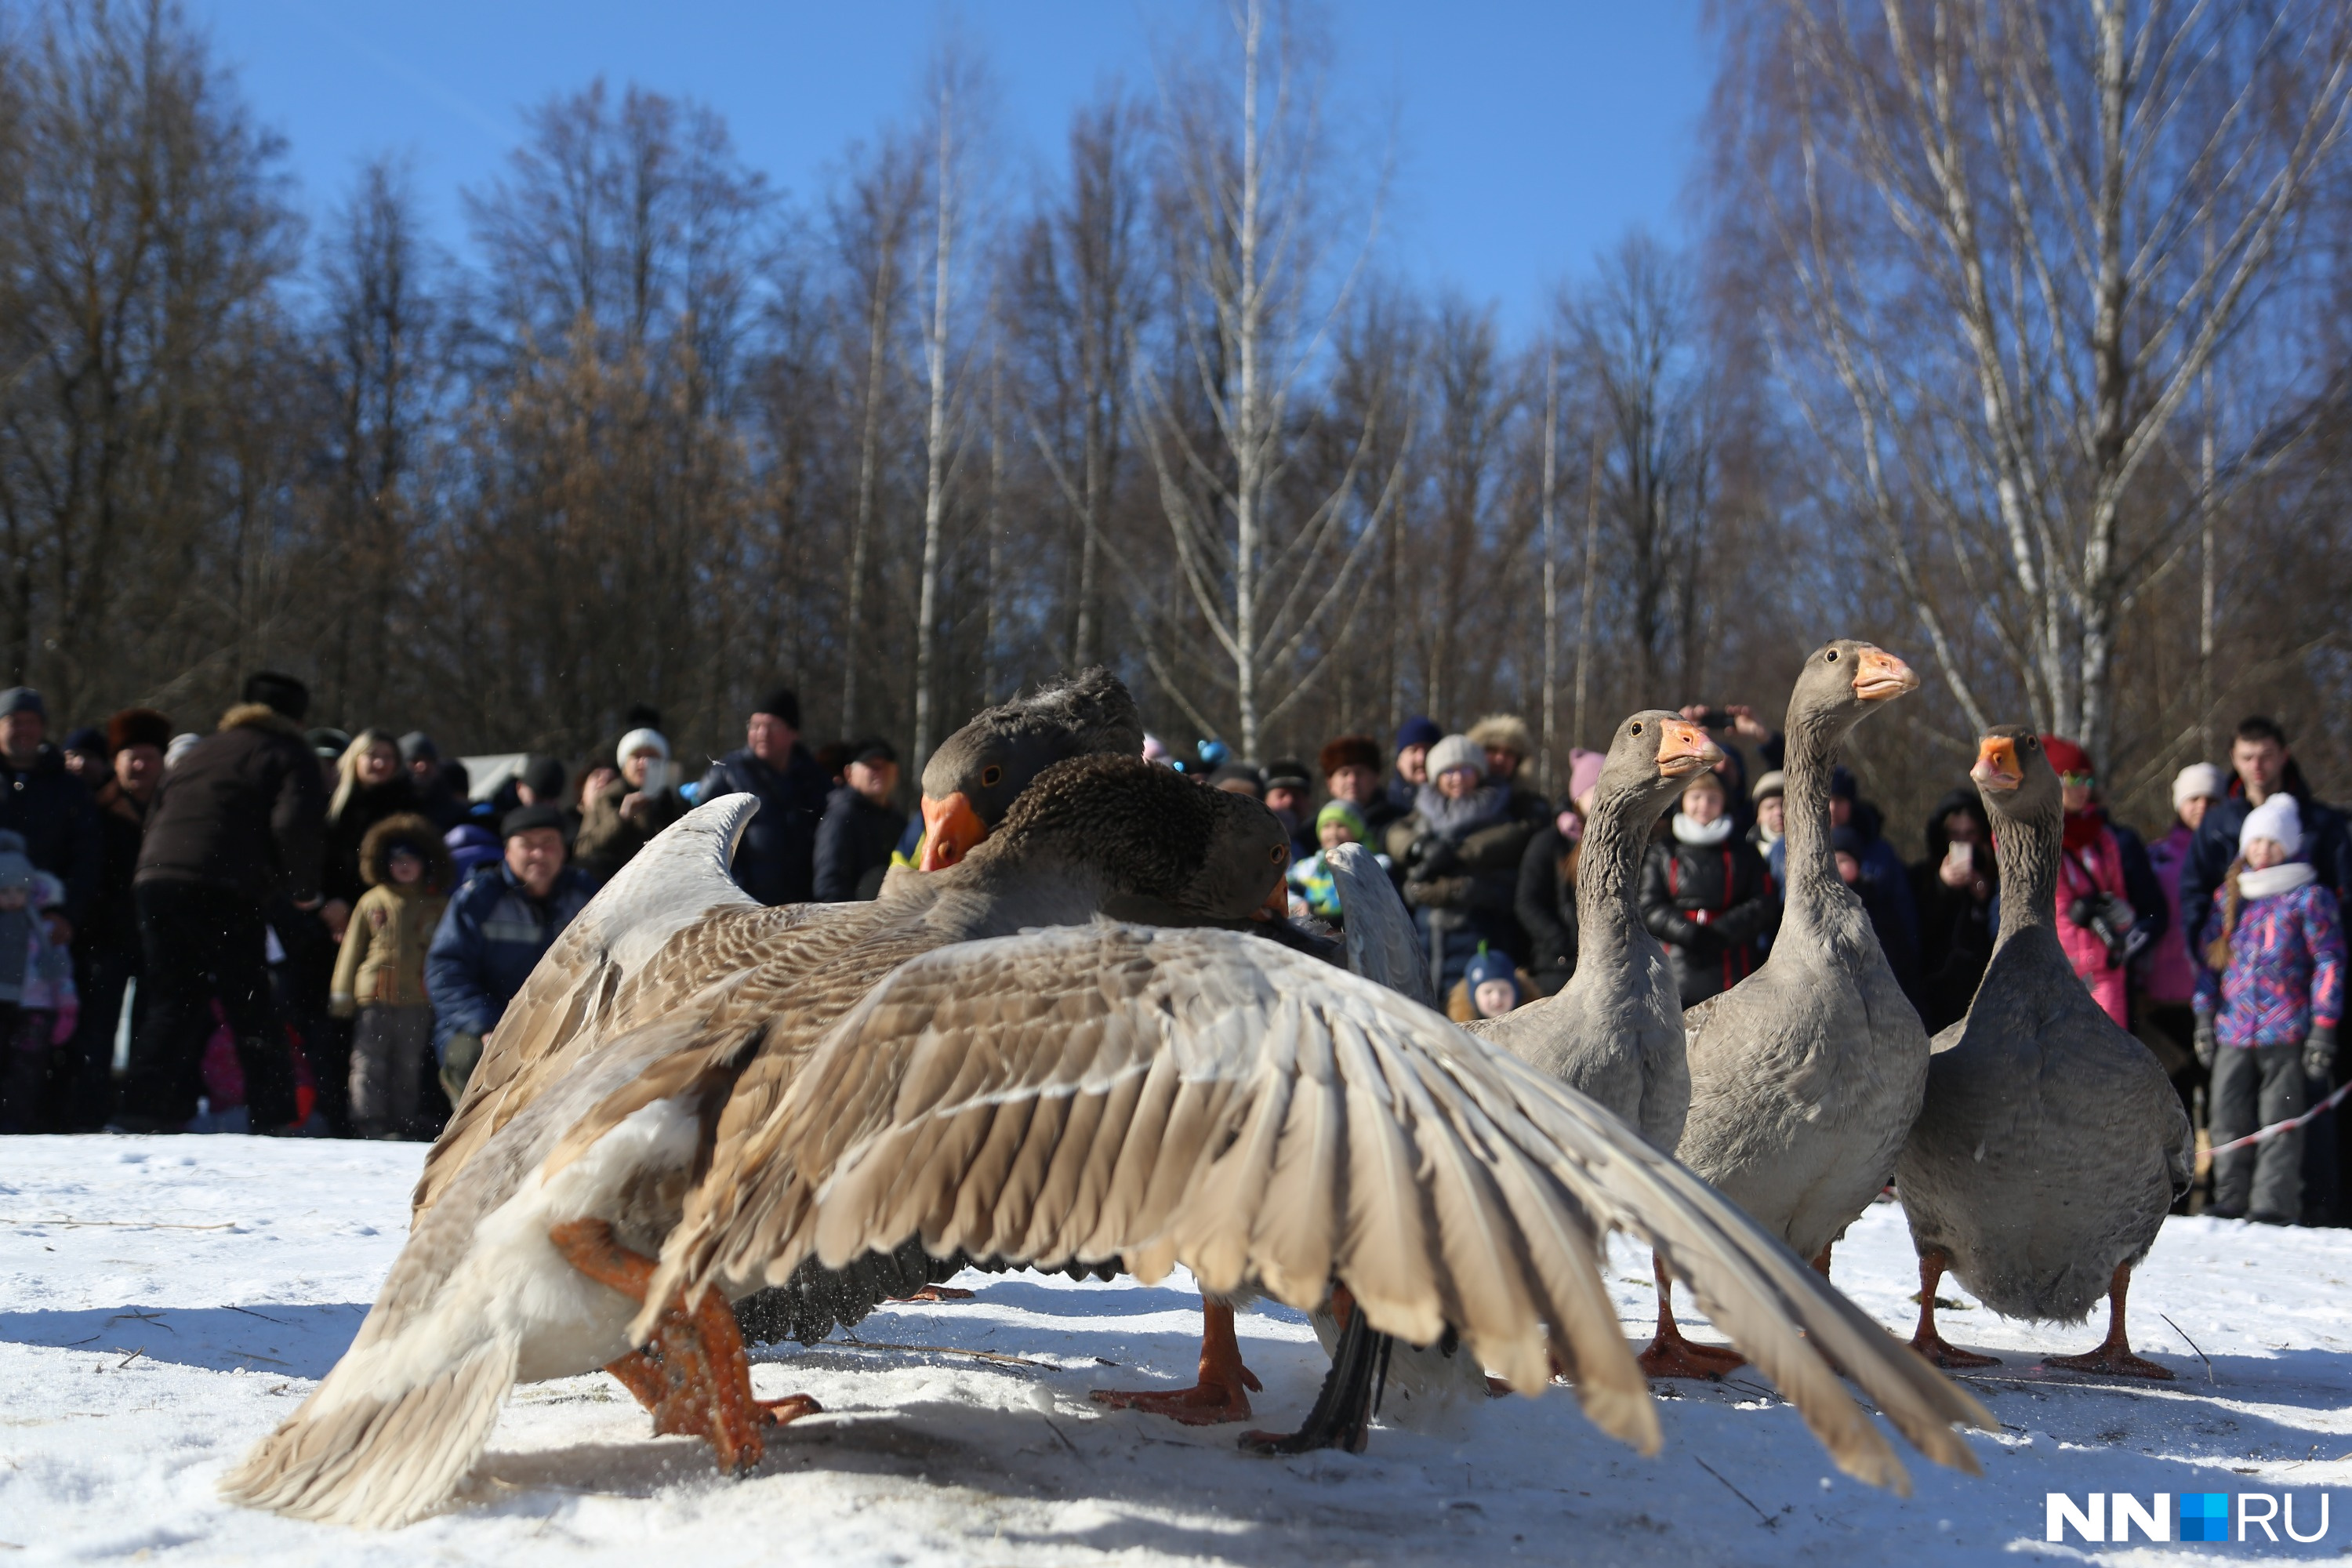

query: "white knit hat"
xmin=615 ymin=727 xmax=671 ymax=767
xmin=1425 ymin=734 xmax=1484 ymax=779
xmin=2241 ymin=793 xmax=2303 ymax=858
xmin=2172 ymin=763 xmax=2225 ymax=811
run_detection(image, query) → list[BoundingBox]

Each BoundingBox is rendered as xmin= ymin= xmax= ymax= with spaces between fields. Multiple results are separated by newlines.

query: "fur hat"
xmin=1466 ymin=713 xmax=1536 ymax=765
xmin=1318 ymin=735 xmax=1381 ymax=777
xmin=1425 ymin=734 xmax=1484 ymax=779
xmin=240 ymin=671 xmax=309 ymax=720
xmin=107 ymin=709 xmax=172 ymax=754
xmin=2241 ymin=793 xmax=2303 ymax=858
xmin=359 ymin=812 xmax=454 ymax=892
xmin=2172 ymin=763 xmax=2225 ymax=811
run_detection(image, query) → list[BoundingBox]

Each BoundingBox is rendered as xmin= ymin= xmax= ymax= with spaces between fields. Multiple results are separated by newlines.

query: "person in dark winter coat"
xmin=321 ymin=729 xmax=421 ymax=928
xmin=1262 ymin=759 xmax=1318 ymax=864
xmin=1319 ymin=735 xmax=1394 ymax=840
xmin=813 ymin=741 xmax=908 ymax=901
xmin=1639 ymin=769 xmax=1779 ymax=1007
xmin=1829 ymin=767 xmax=1923 ymax=1010
xmin=1513 ymin=748 xmax=1604 ymax=997
xmin=0 ymin=687 xmax=103 ymax=939
xmin=426 ymin=804 xmax=596 ymax=1105
xmin=695 ymin=688 xmax=834 ymax=906
xmin=1910 ymin=786 xmax=1998 ymax=1035
xmin=398 ymin=732 xmax=471 ymax=830
xmin=2180 ymin=716 xmax=2352 ymax=978
xmin=55 ymin=708 xmax=169 ymax=1130
xmin=573 ymin=728 xmax=688 ymax=884
xmin=118 ymin=673 xmax=326 ymax=1132
xmin=1388 ymin=733 xmax=1536 ymax=997
xmin=1380 ymin=716 xmax=1443 ymax=832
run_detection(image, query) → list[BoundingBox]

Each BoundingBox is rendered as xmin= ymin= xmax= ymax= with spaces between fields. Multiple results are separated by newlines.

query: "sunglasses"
xmin=2057 ymin=772 xmax=2095 ymax=788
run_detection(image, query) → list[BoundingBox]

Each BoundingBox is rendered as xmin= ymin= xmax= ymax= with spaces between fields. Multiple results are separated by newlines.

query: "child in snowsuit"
xmin=0 ymin=833 xmax=79 ymax=1133
xmin=330 ymin=814 xmax=452 ymax=1138
xmin=2196 ymin=794 xmax=2347 ymax=1224
xmin=1286 ymin=800 xmax=1391 ymax=925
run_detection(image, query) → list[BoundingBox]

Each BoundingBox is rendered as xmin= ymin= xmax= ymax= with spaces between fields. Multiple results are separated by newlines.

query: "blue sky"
xmin=193 ymin=1 xmax=1712 ymax=336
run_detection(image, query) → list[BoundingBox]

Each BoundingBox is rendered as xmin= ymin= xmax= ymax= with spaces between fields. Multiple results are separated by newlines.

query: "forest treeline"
xmin=2 ymin=0 xmax=2348 ymax=845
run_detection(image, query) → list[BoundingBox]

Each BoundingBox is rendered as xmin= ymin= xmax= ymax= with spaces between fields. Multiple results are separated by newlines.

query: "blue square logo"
xmin=2180 ymin=1493 xmax=2231 ymax=1542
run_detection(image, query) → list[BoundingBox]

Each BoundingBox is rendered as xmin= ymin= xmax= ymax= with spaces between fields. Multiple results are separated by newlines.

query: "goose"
xmin=1650 ymin=640 xmax=1927 ymax=1375
xmin=1464 ymin=712 xmax=1730 ymax=1376
xmin=415 ymin=667 xmax=1145 ymax=1221
xmin=1896 ymin=728 xmax=2192 ymax=1375
xmin=223 ymin=754 xmax=1296 ymax=1526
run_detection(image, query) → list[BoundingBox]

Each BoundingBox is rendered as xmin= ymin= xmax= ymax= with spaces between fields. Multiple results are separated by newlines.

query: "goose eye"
xmin=1825 ymin=649 xmax=1840 ymax=662
xmin=979 ymin=764 xmax=1004 ymax=788
xmin=1629 ymin=722 xmax=1642 ymax=735
xmin=1269 ymin=845 xmax=1287 ymax=865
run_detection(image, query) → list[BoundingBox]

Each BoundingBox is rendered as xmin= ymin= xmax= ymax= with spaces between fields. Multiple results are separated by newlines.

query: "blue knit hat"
xmin=1395 ymin=716 xmax=1443 ymax=753
xmin=1463 ymin=942 xmax=1519 ymax=1004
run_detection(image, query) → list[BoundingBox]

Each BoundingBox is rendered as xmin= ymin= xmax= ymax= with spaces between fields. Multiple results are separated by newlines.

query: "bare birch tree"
xmin=1718 ymin=0 xmax=2352 ymax=763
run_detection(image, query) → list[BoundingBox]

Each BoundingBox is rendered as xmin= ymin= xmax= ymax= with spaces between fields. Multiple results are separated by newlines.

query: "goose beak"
xmin=916 ymin=792 xmax=986 ymax=871
xmin=1852 ymin=646 xmax=1919 ymax=702
xmin=1656 ymin=720 xmax=1724 ymax=779
xmin=1252 ymin=878 xmax=1290 ymax=921
xmin=1971 ymin=737 xmax=2023 ymax=793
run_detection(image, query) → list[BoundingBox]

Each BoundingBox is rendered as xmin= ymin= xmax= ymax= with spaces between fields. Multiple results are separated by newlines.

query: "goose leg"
xmin=1908 ymin=1249 xmax=1998 ymax=1369
xmin=1091 ymin=1299 xmax=1262 ymax=1423
xmin=549 ymin=1218 xmax=823 ymax=1468
xmin=1810 ymin=1242 xmax=1835 ymax=1278
xmin=1240 ymin=1286 xmax=1391 ymax=1455
xmin=1635 ymin=1250 xmax=1746 ymax=1377
xmin=2047 ymin=1263 xmax=2172 ymax=1380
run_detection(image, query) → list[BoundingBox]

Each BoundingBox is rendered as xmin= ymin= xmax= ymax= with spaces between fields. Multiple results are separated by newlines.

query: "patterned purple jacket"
xmin=2194 ymin=879 xmax=2346 ymax=1047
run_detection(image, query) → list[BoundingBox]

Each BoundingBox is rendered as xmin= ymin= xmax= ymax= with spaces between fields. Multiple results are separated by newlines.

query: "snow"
xmin=5 ymin=1135 xmax=2351 ymax=1565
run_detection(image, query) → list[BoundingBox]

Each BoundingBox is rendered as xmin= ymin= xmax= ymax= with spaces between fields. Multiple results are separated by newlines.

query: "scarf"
xmin=1673 ymin=813 xmax=1735 ymax=846
xmin=2238 ymin=862 xmax=2318 ymax=900
xmin=1416 ymin=780 xmax=1507 ymax=840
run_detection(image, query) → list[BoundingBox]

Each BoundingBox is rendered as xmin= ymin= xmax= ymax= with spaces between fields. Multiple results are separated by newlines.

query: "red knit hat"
xmin=2040 ymin=735 xmax=2092 ymax=779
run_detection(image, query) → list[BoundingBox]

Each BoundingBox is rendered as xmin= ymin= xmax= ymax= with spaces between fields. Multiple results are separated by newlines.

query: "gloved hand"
xmin=439 ymin=1033 xmax=484 ymax=1106
xmin=2193 ymin=1013 xmax=2217 ymax=1071
xmin=2306 ymin=1022 xmax=2338 ymax=1083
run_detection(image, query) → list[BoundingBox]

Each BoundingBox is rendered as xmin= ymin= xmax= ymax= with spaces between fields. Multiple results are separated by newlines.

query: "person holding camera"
xmin=2043 ymin=735 xmax=2161 ymax=1028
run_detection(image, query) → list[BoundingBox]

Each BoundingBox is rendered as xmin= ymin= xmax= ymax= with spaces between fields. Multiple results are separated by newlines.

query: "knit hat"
xmin=849 ymin=737 xmax=898 ymax=766
xmin=753 ymin=687 xmax=801 ymax=730
xmin=615 ymin=727 xmax=670 ymax=767
xmin=521 ymin=756 xmax=568 ymax=801
xmin=1566 ymin=747 xmax=1605 ymax=805
xmin=1394 ymin=717 xmax=1443 ymax=754
xmin=502 ymin=803 xmax=568 ymax=842
xmin=240 ymin=671 xmax=308 ymax=720
xmin=1752 ymin=769 xmax=1786 ymax=803
xmin=1318 ymin=735 xmax=1380 ymax=776
xmin=2241 ymin=793 xmax=2303 ymax=858
xmin=1264 ymin=758 xmax=1312 ymax=792
xmin=1830 ymin=824 xmax=1867 ymax=858
xmin=0 ymin=829 xmax=30 ymax=894
xmin=397 ymin=731 xmax=438 ymax=764
xmin=107 ymin=708 xmax=172 ymax=754
xmin=0 ymin=687 xmax=43 ymax=719
xmin=1463 ymin=944 xmax=1519 ymax=1004
xmin=1316 ymin=799 xmax=1369 ymax=844
xmin=2172 ymin=763 xmax=2225 ymax=811
xmin=1425 ymin=734 xmax=1483 ymax=779
xmin=306 ymin=727 xmax=350 ymax=761
xmin=1829 ymin=767 xmax=1858 ymax=801
xmin=2040 ymin=735 xmax=2093 ymax=780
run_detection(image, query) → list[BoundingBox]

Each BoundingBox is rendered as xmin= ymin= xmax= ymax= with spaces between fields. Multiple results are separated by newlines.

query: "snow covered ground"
xmin=5 ymin=1135 xmax=2351 ymax=1566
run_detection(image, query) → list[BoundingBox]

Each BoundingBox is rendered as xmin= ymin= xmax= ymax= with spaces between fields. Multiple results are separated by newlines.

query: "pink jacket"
xmin=2058 ymin=823 xmax=2131 ymax=1027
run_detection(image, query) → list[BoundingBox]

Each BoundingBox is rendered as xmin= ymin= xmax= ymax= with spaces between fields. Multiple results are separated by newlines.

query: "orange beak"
xmin=916 ymin=791 xmax=986 ymax=872
xmin=1971 ymin=736 xmax=2022 ymax=793
xmin=1656 ymin=720 xmax=1726 ymax=779
xmin=1852 ymin=645 xmax=1920 ymax=702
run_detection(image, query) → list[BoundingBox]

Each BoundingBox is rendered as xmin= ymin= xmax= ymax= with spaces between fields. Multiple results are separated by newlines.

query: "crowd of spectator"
xmin=0 ymin=670 xmax=2343 ymax=1226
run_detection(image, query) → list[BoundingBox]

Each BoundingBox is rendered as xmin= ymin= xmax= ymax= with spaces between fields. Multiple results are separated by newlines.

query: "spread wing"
xmin=648 ymin=922 xmax=1987 ymax=1492
xmin=1327 ymin=841 xmax=1435 ymax=1007
xmin=416 ymin=795 xmax=831 ymax=1215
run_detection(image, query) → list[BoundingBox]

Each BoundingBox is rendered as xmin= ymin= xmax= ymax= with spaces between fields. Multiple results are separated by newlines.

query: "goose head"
xmin=916 ymin=669 xmax=1144 ymax=871
xmin=970 ymin=752 xmax=1290 ymax=922
xmin=1602 ymin=711 xmax=1726 ymax=818
xmin=1970 ymin=725 xmax=2058 ymax=821
xmin=1788 ymin=638 xmax=1919 ymax=739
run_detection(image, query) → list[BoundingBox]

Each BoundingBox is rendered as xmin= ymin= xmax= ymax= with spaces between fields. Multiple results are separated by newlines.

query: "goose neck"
xmin=1779 ymin=712 xmax=1849 ymax=920
xmin=1992 ymin=800 xmax=2061 ymax=947
xmin=1577 ymin=782 xmax=1659 ymax=945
